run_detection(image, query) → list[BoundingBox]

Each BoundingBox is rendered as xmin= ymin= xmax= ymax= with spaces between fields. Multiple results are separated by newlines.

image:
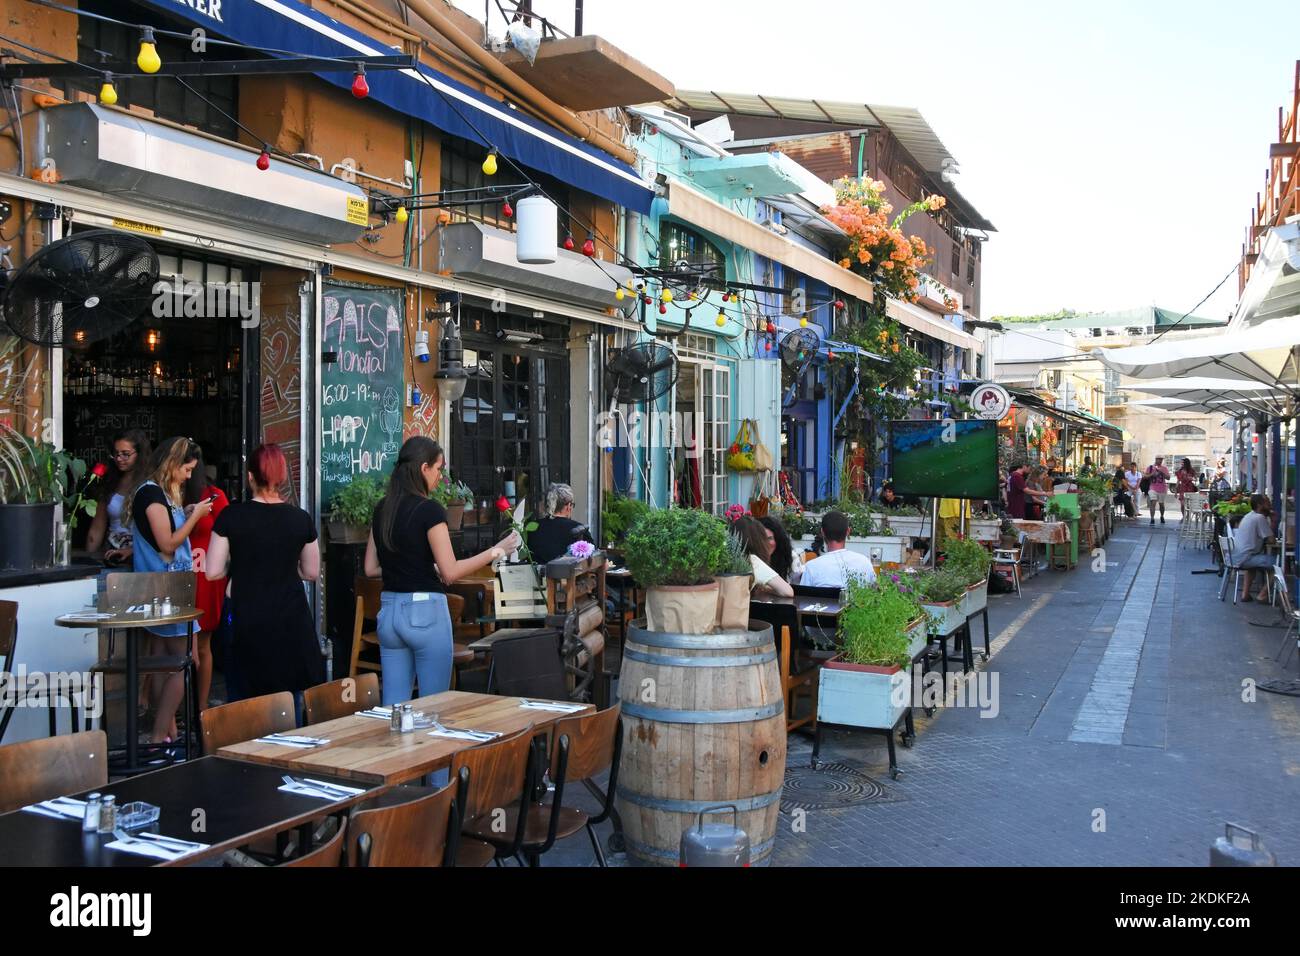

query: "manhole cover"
xmin=781 ymin=763 xmax=890 ymax=812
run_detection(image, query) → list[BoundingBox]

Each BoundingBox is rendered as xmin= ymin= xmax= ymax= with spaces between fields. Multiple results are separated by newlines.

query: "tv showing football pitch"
xmin=889 ymin=419 xmax=999 ymax=500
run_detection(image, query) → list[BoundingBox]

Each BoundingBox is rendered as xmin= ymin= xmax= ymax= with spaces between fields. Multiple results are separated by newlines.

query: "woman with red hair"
xmin=204 ymin=443 xmax=323 ymax=703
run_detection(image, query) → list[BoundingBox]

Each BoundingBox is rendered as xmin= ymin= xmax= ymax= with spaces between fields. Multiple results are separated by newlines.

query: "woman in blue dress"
xmin=125 ymin=437 xmax=213 ymax=744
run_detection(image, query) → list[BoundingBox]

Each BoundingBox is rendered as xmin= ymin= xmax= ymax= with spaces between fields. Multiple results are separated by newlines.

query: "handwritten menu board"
xmin=320 ymin=281 xmax=405 ymax=508
xmin=69 ymin=403 xmax=158 ymax=474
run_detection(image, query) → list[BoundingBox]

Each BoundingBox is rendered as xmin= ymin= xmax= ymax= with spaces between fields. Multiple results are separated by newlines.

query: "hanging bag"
xmin=726 ymin=419 xmax=757 ymax=472
xmin=749 ymin=469 xmax=773 ymax=517
xmin=752 ymin=422 xmax=774 ymax=473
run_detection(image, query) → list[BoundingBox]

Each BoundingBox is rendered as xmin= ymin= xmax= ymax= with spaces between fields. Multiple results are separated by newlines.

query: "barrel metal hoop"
xmin=627 ymin=623 xmax=774 ymax=650
xmin=622 ymin=647 xmax=778 ymax=668
xmin=625 ymin=836 xmax=776 ymax=863
xmin=621 ymin=701 xmax=785 ymax=724
xmin=616 ymin=788 xmax=781 ymax=814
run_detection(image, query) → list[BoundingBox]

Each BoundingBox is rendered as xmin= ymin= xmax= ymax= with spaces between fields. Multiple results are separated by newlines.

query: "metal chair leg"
xmin=587 ymin=822 xmax=608 ymax=867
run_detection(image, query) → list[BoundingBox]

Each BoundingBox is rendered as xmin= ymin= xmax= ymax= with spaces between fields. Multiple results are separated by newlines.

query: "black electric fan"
xmin=779 ymin=327 xmax=820 ymax=376
xmin=1 ymin=229 xmax=160 ymax=347
xmin=604 ymin=341 xmax=678 ymax=404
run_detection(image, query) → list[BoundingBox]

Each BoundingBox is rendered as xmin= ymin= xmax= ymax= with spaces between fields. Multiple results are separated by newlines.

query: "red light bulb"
xmin=501 ymin=200 xmax=513 ymax=218
xmin=659 ymin=303 xmax=667 ymax=315
xmin=721 ymin=292 xmax=730 ymax=302
xmin=581 ymin=235 xmax=596 ymax=257
xmin=351 ymin=70 xmax=369 ymax=99
xmin=765 ymin=341 xmax=772 ymax=351
xmin=834 ymin=299 xmax=846 ymax=310
xmin=256 ymin=149 xmax=270 ymax=171
xmin=563 ymin=234 xmax=575 ymax=251
xmin=766 ymin=321 xmax=775 ymax=334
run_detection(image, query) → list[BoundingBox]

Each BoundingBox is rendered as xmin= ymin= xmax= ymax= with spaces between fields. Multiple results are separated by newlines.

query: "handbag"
xmin=1139 ymin=474 xmax=1151 ymax=495
xmin=753 ymin=427 xmax=774 ymax=472
xmin=726 ymin=419 xmax=757 ymax=472
xmin=749 ymin=469 xmax=773 ymax=518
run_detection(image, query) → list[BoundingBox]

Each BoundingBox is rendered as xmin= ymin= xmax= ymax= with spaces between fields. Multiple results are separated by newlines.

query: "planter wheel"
xmin=890 ymin=767 xmax=903 ymax=780
xmin=607 ymin=832 xmax=625 ymax=855
xmin=900 ymin=732 xmax=915 ymax=749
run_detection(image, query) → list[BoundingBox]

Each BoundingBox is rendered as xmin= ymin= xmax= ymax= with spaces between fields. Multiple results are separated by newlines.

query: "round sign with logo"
xmin=971 ymin=382 xmax=1011 ymax=420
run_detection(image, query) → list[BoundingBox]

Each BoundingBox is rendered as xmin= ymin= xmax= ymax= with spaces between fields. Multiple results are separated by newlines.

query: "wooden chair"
xmin=348 ymin=577 xmax=383 ymax=680
xmin=200 ymin=692 xmax=296 ymax=755
xmin=92 ymin=572 xmax=198 ymax=756
xmin=0 ymin=730 xmax=108 ymax=813
xmin=452 ymin=766 xmax=495 ymax=867
xmin=280 ymin=818 xmax=347 ymax=868
xmin=511 ymin=703 xmax=622 ymax=866
xmin=453 ymin=725 xmax=538 ymax=865
xmin=748 ymin=601 xmax=817 ymax=732
xmin=302 ymin=673 xmax=379 ymax=725
xmin=444 ymin=593 xmax=477 ymax=689
xmin=349 ymin=781 xmax=458 ymax=867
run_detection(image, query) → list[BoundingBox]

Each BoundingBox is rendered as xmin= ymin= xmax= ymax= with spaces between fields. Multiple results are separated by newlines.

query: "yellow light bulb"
xmin=482 ymin=151 xmax=498 ymax=176
xmin=98 ymin=80 xmax=118 ymax=106
xmin=395 ymin=205 xmax=409 ymax=224
xmin=716 ymin=312 xmax=726 ymax=327
xmin=137 ymin=41 xmax=161 ymax=74
xmin=800 ymin=317 xmax=808 ymax=328
xmin=615 ymin=288 xmax=626 ymax=301
xmin=661 ymin=289 xmax=673 ymax=303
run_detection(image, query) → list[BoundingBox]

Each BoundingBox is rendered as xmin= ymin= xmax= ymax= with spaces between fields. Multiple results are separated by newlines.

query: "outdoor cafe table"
xmin=55 ymin=605 xmax=203 ymax=775
xmin=0 ymin=756 xmax=380 ymax=867
xmin=218 ymin=689 xmax=593 ymax=786
xmin=1011 ymin=519 xmax=1071 ymax=575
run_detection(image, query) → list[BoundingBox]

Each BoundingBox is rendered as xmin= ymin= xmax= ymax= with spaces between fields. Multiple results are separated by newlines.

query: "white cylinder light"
xmin=516 ymin=195 xmax=558 ymax=264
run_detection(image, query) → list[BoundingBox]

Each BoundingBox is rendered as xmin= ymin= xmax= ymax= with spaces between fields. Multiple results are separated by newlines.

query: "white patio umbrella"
xmin=1120 ymin=377 xmax=1292 ymax=416
xmin=1093 ymin=315 xmax=1300 ymax=389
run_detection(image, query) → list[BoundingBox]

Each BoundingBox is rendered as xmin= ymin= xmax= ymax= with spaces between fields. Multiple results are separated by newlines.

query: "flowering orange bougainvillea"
xmin=820 ymin=177 xmax=945 ymax=303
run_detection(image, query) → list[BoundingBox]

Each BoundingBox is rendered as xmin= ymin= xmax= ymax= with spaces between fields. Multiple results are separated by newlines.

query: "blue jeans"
xmin=376 ymin=591 xmax=454 ymax=706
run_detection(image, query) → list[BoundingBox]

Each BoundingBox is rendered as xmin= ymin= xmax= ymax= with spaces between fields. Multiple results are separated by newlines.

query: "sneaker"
xmin=1150 ymin=518 xmax=1155 ymax=525
xmin=1160 ymin=516 xmax=1165 ymax=524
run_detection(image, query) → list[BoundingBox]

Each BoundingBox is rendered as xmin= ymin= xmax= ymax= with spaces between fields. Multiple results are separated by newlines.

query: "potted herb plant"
xmin=600 ymin=492 xmax=650 ymax=550
xmin=999 ymin=514 xmax=1019 ymax=551
xmin=941 ymin=536 xmax=992 ymax=616
xmin=0 ymin=424 xmax=101 ymax=571
xmin=715 ymin=532 xmax=753 ymax=631
xmin=624 ymin=507 xmax=729 ymax=634
xmin=914 ymin=567 xmax=969 ymax=637
xmin=1044 ymin=498 xmax=1067 ymax=524
xmin=430 ymin=472 xmax=473 ymax=531
xmin=327 ymin=476 xmax=385 ymax=544
xmin=818 ymin=576 xmax=925 ymax=732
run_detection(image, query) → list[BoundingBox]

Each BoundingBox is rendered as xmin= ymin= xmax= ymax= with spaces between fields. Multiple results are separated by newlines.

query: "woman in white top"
xmin=86 ymin=429 xmax=152 ymax=565
xmin=733 ymin=516 xmax=793 ymax=597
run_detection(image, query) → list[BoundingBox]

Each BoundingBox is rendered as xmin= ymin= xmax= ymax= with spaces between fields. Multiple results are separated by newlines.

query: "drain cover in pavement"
xmin=1258 ymin=679 xmax=1300 ymax=697
xmin=781 ymin=763 xmax=891 ymax=812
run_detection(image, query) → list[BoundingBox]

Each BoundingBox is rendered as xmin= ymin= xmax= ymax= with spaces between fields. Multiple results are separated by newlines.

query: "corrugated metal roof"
xmin=662 ymin=90 xmax=993 ymax=231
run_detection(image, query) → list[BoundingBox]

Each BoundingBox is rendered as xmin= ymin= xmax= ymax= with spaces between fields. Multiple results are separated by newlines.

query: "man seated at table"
xmin=798 ymin=511 xmax=877 ymax=588
xmin=1235 ymin=494 xmax=1275 ymax=602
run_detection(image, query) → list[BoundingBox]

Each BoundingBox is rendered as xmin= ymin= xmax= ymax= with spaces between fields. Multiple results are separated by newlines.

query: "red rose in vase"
xmin=91 ymin=462 xmax=109 ymax=479
xmin=495 ymin=495 xmax=511 ymax=513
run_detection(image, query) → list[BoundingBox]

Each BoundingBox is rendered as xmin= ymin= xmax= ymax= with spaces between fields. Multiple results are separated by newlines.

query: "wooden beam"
xmin=1269 ymin=141 xmax=1299 ymax=158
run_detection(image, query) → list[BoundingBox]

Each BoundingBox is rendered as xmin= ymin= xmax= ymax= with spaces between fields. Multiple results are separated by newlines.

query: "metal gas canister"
xmin=1210 ymin=823 xmax=1276 ymax=866
xmin=679 ymin=805 xmax=750 ymax=867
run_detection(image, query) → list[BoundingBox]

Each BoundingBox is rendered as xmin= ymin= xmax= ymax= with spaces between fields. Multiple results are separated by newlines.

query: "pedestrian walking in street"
xmin=1175 ymin=458 xmax=1198 ymax=517
xmin=1145 ymin=456 xmax=1171 ymax=525
xmin=1124 ymin=462 xmax=1142 ymax=513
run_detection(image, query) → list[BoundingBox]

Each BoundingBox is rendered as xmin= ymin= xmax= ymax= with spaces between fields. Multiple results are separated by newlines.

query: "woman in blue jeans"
xmin=363 ymin=437 xmax=520 ymax=705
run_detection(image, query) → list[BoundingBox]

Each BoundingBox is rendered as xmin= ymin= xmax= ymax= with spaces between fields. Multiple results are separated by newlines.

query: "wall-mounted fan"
xmin=1 ymin=229 xmax=160 ymax=348
xmin=604 ymin=341 xmax=678 ymax=404
xmin=779 ymin=327 xmax=820 ymax=407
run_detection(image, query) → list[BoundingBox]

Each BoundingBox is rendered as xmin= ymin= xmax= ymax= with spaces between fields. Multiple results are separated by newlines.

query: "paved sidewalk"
xmin=550 ymin=514 xmax=1300 ymax=866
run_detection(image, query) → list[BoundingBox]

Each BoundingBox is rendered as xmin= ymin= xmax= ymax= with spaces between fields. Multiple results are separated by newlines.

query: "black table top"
xmin=0 ymin=757 xmax=381 ymax=867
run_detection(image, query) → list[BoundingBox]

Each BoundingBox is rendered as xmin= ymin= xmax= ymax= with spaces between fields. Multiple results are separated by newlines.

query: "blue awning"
xmin=138 ymin=0 xmax=653 ymax=214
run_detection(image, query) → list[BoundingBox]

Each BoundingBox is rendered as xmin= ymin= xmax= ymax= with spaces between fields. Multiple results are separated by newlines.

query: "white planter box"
xmin=875 ymin=515 xmax=931 ymax=539
xmin=817 ymin=662 xmax=908 ymax=730
xmin=905 ymin=617 xmax=928 ymax=661
xmin=969 ymin=520 xmax=1000 ymax=543
xmin=921 ymin=599 xmax=964 ymax=636
xmin=961 ymin=582 xmax=987 ymax=615
xmin=797 ymin=534 xmax=906 ymax=565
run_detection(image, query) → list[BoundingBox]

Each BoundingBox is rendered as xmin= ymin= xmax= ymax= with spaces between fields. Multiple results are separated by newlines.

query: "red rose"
xmin=495 ymin=496 xmax=511 ymax=513
xmin=91 ymin=462 xmax=109 ymax=479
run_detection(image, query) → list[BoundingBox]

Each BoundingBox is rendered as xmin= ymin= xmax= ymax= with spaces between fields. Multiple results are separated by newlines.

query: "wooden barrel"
xmin=616 ymin=620 xmax=786 ymax=866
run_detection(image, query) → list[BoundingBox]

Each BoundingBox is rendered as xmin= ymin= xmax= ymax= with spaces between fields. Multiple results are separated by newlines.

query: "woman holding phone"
xmin=125 ymin=437 xmax=213 ymax=745
xmin=363 ymin=437 xmax=520 ymax=705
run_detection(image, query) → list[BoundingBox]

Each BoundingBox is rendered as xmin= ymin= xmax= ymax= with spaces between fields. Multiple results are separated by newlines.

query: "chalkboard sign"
xmin=320 ymin=281 xmax=405 ymax=508
xmin=69 ymin=403 xmax=158 ymax=472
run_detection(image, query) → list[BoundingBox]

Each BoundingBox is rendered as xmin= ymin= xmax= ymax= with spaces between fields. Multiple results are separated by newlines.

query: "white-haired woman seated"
xmin=527 ymin=482 xmax=594 ymax=564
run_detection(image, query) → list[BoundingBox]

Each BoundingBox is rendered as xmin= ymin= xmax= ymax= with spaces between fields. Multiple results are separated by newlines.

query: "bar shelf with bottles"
xmin=65 ymin=357 xmax=237 ymax=402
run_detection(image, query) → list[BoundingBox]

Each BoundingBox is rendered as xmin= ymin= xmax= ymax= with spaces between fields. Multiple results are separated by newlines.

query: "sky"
xmin=453 ymin=0 xmax=1296 ymax=322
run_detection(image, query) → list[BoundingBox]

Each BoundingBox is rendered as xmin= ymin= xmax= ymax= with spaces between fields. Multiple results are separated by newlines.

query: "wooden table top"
xmin=0 ymin=757 xmax=380 ymax=867
xmin=55 ymin=606 xmax=203 ymax=629
xmin=218 ymin=690 xmax=593 ymax=786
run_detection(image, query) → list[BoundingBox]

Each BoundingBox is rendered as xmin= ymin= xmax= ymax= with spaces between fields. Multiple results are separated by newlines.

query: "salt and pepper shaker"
xmin=161 ymin=595 xmax=173 ymax=616
xmin=390 ymin=704 xmax=402 ymax=733
xmin=97 ymin=795 xmax=116 ymax=833
xmin=82 ymin=793 xmax=102 ymax=832
xmin=400 ymin=704 xmax=414 ymax=733
xmin=151 ymin=597 xmax=160 ymax=618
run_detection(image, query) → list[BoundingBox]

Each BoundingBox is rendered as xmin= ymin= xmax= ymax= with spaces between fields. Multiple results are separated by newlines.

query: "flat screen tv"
xmin=889 ymin=419 xmax=999 ymax=500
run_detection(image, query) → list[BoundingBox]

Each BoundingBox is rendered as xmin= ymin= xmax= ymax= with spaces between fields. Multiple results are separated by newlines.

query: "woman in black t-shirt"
xmin=204 ymin=443 xmax=323 ymax=702
xmin=363 ymin=437 xmax=519 ymax=705
xmin=527 ymin=482 xmax=593 ymax=564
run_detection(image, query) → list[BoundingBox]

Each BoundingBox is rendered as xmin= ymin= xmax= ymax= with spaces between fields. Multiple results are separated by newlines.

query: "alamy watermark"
xmin=596 ymin=409 xmax=702 ymax=456
xmin=151 ymin=277 xmax=260 ymax=328
xmin=0 ymin=668 xmax=103 ymax=718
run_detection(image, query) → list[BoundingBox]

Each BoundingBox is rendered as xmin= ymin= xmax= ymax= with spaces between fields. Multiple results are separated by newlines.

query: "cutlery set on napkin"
xmin=22 ymin=798 xmax=209 ymax=860
xmin=278 ymin=776 xmax=367 ymax=801
xmin=255 ymin=733 xmax=331 ymax=748
xmin=22 ymin=796 xmax=87 ymax=820
xmin=518 ymin=698 xmax=587 ymax=714
xmin=355 ymin=706 xmax=393 ymax=721
xmin=427 ymin=724 xmax=500 ymax=742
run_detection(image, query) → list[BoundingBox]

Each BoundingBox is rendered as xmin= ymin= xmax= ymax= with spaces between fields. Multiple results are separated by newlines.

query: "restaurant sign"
xmin=971 ymin=382 xmax=1011 ymax=420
